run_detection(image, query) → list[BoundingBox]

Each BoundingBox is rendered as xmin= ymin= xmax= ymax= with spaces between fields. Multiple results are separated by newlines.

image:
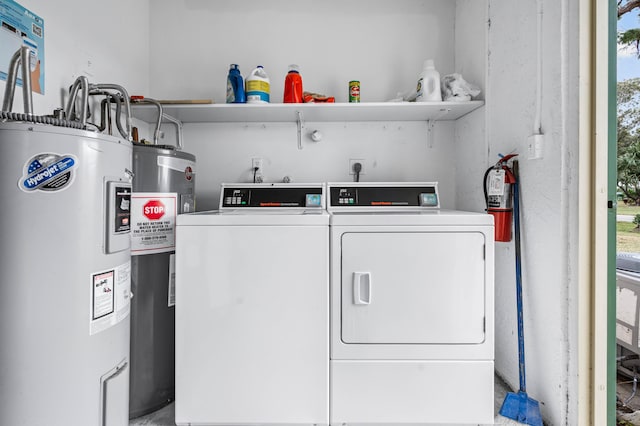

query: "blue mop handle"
xmin=513 ymin=160 xmax=526 ymax=393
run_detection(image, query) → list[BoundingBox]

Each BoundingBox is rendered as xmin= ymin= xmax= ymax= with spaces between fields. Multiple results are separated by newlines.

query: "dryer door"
xmin=341 ymin=231 xmax=486 ymax=344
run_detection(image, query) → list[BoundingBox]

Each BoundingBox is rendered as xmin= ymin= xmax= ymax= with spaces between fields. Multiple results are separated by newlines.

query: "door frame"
xmin=579 ymin=0 xmax=616 ymax=424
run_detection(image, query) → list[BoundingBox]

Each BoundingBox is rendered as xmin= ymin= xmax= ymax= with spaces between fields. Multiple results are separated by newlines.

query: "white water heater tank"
xmin=0 ymin=121 xmax=133 ymax=426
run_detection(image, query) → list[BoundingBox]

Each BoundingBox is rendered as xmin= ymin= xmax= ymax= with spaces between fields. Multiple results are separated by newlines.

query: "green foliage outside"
xmin=617 ymin=221 xmax=640 ymax=252
xmin=617 ymin=2 xmax=640 ymax=204
xmin=620 ymin=27 xmax=640 ymax=58
xmin=618 ymin=206 xmax=640 ymax=252
xmin=617 ymin=79 xmax=640 ymax=205
xmin=616 ymin=77 xmax=640 ymax=256
xmin=617 ymin=205 xmax=640 ymax=214
xmin=619 ymin=1 xmax=640 ymax=56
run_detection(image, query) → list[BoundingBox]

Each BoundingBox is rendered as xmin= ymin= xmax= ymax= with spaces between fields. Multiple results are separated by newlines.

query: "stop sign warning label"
xmin=143 ymin=200 xmax=165 ymax=220
xmin=131 ymin=193 xmax=177 ymax=255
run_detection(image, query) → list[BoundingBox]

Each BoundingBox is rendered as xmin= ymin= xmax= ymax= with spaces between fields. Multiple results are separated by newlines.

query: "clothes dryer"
xmin=327 ymin=182 xmax=495 ymax=426
xmin=175 ymin=183 xmax=329 ymax=426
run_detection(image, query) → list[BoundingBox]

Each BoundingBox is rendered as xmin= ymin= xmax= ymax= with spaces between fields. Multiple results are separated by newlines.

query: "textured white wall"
xmin=181 ymin=121 xmax=458 ymax=211
xmin=564 ymin=1 xmax=580 ymax=423
xmin=0 ymin=0 xmax=150 ymax=119
xmin=487 ymin=1 xmax=579 ymax=424
xmin=454 ymin=0 xmax=488 ymax=213
xmin=148 ymin=0 xmax=457 ymax=104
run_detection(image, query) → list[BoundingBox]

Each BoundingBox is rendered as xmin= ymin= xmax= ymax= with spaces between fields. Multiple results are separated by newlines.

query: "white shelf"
xmin=130 ymin=101 xmax=484 ymax=124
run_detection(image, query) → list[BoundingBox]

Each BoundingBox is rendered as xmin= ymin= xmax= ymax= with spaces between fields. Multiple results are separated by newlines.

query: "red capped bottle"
xmin=283 ymin=64 xmax=303 ymax=103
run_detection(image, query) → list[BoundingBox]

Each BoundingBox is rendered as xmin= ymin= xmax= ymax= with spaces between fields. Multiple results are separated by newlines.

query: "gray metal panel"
xmin=129 ymin=144 xmax=196 ymax=418
xmin=130 ymin=253 xmax=175 ymax=417
xmin=0 ymin=122 xmax=131 ymax=425
xmin=132 ymin=144 xmax=195 ymax=195
xmin=101 ymin=360 xmax=130 ymax=426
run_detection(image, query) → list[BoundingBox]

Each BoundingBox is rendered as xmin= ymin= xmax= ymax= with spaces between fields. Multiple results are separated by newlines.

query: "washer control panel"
xmin=220 ymin=184 xmax=325 ymax=209
xmin=328 ymin=183 xmax=439 ymax=209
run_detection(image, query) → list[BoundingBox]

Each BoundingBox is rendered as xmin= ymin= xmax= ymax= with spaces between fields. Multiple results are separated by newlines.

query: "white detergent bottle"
xmin=416 ymin=59 xmax=442 ymax=102
xmin=246 ymin=65 xmax=270 ymax=103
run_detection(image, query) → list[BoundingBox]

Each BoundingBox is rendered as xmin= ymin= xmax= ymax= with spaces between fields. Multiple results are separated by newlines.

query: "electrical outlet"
xmin=252 ymin=158 xmax=263 ymax=171
xmin=251 ymin=158 xmax=264 ymax=183
xmin=349 ymin=159 xmax=366 ymax=175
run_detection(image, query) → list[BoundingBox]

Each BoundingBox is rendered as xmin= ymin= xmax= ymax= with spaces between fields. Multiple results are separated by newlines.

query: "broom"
xmin=498 ymin=160 xmax=543 ymax=426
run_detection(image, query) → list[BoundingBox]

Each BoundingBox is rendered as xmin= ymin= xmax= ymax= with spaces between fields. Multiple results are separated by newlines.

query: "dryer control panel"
xmin=220 ymin=183 xmax=325 ymax=209
xmin=328 ymin=182 xmax=439 ymax=209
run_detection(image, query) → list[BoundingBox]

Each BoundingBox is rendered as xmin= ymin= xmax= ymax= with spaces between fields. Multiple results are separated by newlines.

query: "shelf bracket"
xmin=297 ymin=110 xmax=305 ymax=150
xmin=426 ymin=119 xmax=436 ymax=149
xmin=426 ymin=108 xmax=451 ymax=149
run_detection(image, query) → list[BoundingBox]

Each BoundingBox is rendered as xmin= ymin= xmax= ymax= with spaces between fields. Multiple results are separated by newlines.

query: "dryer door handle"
xmin=353 ymin=272 xmax=372 ymax=305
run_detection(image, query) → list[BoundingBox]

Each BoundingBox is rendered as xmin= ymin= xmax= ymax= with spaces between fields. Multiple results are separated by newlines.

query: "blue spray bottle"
xmin=226 ymin=64 xmax=246 ymax=103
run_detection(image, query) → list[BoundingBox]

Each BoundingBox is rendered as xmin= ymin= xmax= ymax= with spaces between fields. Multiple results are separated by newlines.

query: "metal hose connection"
xmin=89 ymin=83 xmax=133 ymax=141
xmin=64 ymin=80 xmax=136 ymax=140
xmin=0 ymin=111 xmax=86 ymax=129
xmin=64 ymin=76 xmax=90 ymax=126
xmin=129 ymin=97 xmax=183 ymax=149
xmin=1 ymin=48 xmax=84 ymax=129
xmin=130 ymin=97 xmax=163 ymax=145
xmin=88 ymin=90 xmax=129 ymax=139
xmin=161 ymin=112 xmax=184 ymax=150
xmin=2 ymin=46 xmax=34 ymax=115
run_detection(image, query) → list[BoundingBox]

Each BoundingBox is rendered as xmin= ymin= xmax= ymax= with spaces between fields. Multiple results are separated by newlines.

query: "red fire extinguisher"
xmin=484 ymin=154 xmax=518 ymax=242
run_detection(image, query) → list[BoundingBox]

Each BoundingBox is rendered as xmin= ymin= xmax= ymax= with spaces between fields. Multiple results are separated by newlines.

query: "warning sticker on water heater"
xmin=131 ymin=192 xmax=177 ymax=255
xmin=92 ymin=270 xmax=115 ymax=320
xmin=89 ymin=261 xmax=131 ymax=336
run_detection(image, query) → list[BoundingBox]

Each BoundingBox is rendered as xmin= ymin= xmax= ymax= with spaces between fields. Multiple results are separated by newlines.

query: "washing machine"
xmin=327 ymin=182 xmax=495 ymax=426
xmin=175 ymin=183 xmax=329 ymax=426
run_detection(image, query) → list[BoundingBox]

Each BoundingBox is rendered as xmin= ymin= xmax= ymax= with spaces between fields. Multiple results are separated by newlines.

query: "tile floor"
xmin=129 ymin=374 xmax=528 ymax=426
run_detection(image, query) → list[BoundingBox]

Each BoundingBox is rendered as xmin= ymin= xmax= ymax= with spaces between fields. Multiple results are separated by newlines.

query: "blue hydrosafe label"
xmin=19 ymin=153 xmax=77 ymax=192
